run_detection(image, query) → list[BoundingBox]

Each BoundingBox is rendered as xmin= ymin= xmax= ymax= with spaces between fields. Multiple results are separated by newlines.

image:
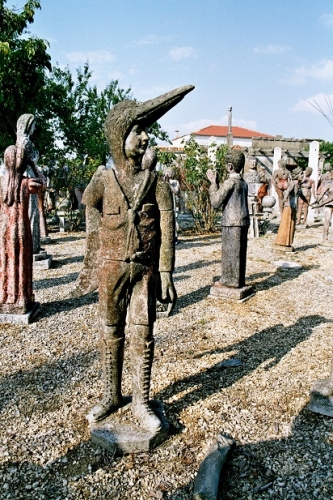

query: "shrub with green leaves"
xmin=174 ymin=137 xmax=229 ymax=232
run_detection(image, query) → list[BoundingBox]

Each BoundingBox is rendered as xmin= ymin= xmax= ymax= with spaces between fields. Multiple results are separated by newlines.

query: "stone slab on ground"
xmin=274 ymin=260 xmax=302 ymax=269
xmin=0 ymin=302 xmax=39 ymax=325
xmin=309 ymin=378 xmax=333 ymax=417
xmin=274 ymin=244 xmax=294 ymax=252
xmin=33 ymin=255 xmax=53 ymax=270
xmin=89 ymin=400 xmax=169 ymax=454
xmin=209 ymin=284 xmax=255 ymax=302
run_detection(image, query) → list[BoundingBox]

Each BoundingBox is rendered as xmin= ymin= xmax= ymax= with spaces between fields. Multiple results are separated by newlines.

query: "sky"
xmin=29 ymin=0 xmax=333 ymax=143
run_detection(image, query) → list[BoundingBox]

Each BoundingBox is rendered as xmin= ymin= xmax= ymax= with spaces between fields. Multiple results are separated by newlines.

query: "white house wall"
xmin=172 ymin=135 xmax=252 ymax=148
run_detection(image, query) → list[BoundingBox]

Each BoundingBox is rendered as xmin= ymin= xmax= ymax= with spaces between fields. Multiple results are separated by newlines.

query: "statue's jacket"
xmin=209 ymin=174 xmax=250 ymax=227
xmin=82 ymin=167 xmax=175 ymax=272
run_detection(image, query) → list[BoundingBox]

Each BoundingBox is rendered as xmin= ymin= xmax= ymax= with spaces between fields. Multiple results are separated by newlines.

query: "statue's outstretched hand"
xmin=159 ymin=271 xmax=177 ymax=313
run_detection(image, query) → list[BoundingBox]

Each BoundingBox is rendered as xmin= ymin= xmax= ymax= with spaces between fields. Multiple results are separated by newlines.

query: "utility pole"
xmin=226 ymin=106 xmax=233 ymax=146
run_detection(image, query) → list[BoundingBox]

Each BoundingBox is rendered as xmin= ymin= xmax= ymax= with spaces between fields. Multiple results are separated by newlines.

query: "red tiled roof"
xmin=193 ymin=125 xmax=273 ymax=139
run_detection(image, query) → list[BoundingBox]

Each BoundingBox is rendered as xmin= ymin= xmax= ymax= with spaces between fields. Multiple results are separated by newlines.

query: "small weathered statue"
xmin=272 ymin=159 xmax=292 ymax=214
xmin=26 ymin=154 xmax=51 ymax=268
xmin=207 ymin=150 xmax=253 ymax=301
xmin=0 ymin=114 xmax=44 ymax=317
xmin=82 ymin=85 xmax=194 ymax=445
xmin=296 ymin=167 xmax=315 ymax=226
xmin=274 ymin=167 xmax=302 ymax=251
xmin=243 ymin=157 xmax=261 ymax=196
xmin=164 ymin=166 xmax=180 ymax=244
xmin=243 ymin=156 xmax=268 ymax=237
xmin=312 ymin=163 xmax=333 ymax=244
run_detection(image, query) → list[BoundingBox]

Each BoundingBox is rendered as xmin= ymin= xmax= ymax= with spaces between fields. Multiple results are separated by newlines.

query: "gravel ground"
xmin=0 ymin=222 xmax=333 ymax=499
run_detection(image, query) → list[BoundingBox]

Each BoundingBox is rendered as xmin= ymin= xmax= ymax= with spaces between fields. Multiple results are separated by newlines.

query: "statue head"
xmin=104 ymin=85 xmax=194 ymax=170
xmin=323 ymin=162 xmax=332 ymax=173
xmin=277 ymin=158 xmax=287 ymax=170
xmin=124 ymin=124 xmax=149 ymax=170
xmin=164 ymin=165 xmax=176 ymax=180
xmin=225 ymin=150 xmax=245 ymax=174
xmin=16 ymin=114 xmax=35 ymax=138
xmin=305 ymin=167 xmax=313 ymax=177
xmin=248 ymin=156 xmax=258 ymax=170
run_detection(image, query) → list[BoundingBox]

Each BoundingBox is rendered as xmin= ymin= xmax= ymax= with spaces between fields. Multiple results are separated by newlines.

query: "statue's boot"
xmin=130 ymin=325 xmax=162 ymax=432
xmin=88 ymin=325 xmax=124 ymax=423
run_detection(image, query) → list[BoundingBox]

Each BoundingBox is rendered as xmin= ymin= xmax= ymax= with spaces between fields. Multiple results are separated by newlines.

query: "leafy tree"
xmin=41 ymin=62 xmax=132 ymax=167
xmin=320 ymin=141 xmax=333 ymax=167
xmin=148 ymin=122 xmax=171 ymax=147
xmin=174 ymin=137 xmax=228 ymax=232
xmin=0 ymin=0 xmax=51 ymax=152
xmin=0 ymin=1 xmax=171 ymax=199
xmin=156 ymin=149 xmax=176 ymax=168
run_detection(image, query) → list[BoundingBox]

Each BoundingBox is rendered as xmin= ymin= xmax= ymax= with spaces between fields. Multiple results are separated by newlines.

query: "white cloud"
xmin=321 ymin=13 xmax=333 ymax=26
xmin=253 ymin=43 xmax=291 ymax=54
xmin=133 ymin=35 xmax=172 ymax=46
xmin=169 ymin=46 xmax=195 ymax=61
xmin=292 ymin=93 xmax=333 ymax=114
xmin=281 ymin=59 xmax=333 ymax=85
xmin=66 ymin=50 xmax=116 ymax=64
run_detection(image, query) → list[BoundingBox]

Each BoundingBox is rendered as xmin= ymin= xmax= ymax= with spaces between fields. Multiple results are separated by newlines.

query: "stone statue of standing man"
xmin=207 ymin=149 xmax=253 ymax=301
xmin=83 ymin=85 xmax=194 ymax=445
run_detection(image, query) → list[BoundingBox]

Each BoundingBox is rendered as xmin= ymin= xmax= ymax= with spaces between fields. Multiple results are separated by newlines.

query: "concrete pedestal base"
xmin=88 ymin=399 xmax=169 ymax=454
xmin=274 ymin=244 xmax=294 ymax=252
xmin=309 ymin=378 xmax=333 ymax=417
xmin=0 ymin=302 xmax=39 ymax=325
xmin=33 ymin=251 xmax=53 ymax=269
xmin=209 ymin=284 xmax=255 ymax=302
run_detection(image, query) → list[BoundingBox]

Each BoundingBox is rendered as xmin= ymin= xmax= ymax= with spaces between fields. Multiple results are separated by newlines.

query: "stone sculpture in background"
xmin=0 ymin=114 xmax=44 ymax=322
xmin=36 ymin=164 xmax=51 ymax=243
xmin=207 ymin=149 xmax=254 ymax=301
xmin=26 ymin=152 xmax=52 ymax=269
xmin=274 ymin=167 xmax=302 ymax=252
xmin=243 ymin=156 xmax=268 ymax=237
xmin=312 ymin=163 xmax=333 ymax=244
xmin=83 ymin=85 xmax=194 ymax=453
xmin=164 ymin=165 xmax=180 ymax=244
xmin=296 ymin=167 xmax=315 ymax=227
xmin=272 ymin=158 xmax=292 ymax=214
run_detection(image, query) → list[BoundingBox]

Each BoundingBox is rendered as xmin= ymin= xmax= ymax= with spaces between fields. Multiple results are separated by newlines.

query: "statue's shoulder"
xmin=83 ymin=166 xmax=108 ymax=206
xmin=93 ymin=164 xmax=108 ymax=179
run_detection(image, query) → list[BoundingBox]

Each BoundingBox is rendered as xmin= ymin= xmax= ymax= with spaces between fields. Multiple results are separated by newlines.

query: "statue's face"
xmin=124 ymin=124 xmax=149 ymax=165
xmin=249 ymin=159 xmax=257 ymax=170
